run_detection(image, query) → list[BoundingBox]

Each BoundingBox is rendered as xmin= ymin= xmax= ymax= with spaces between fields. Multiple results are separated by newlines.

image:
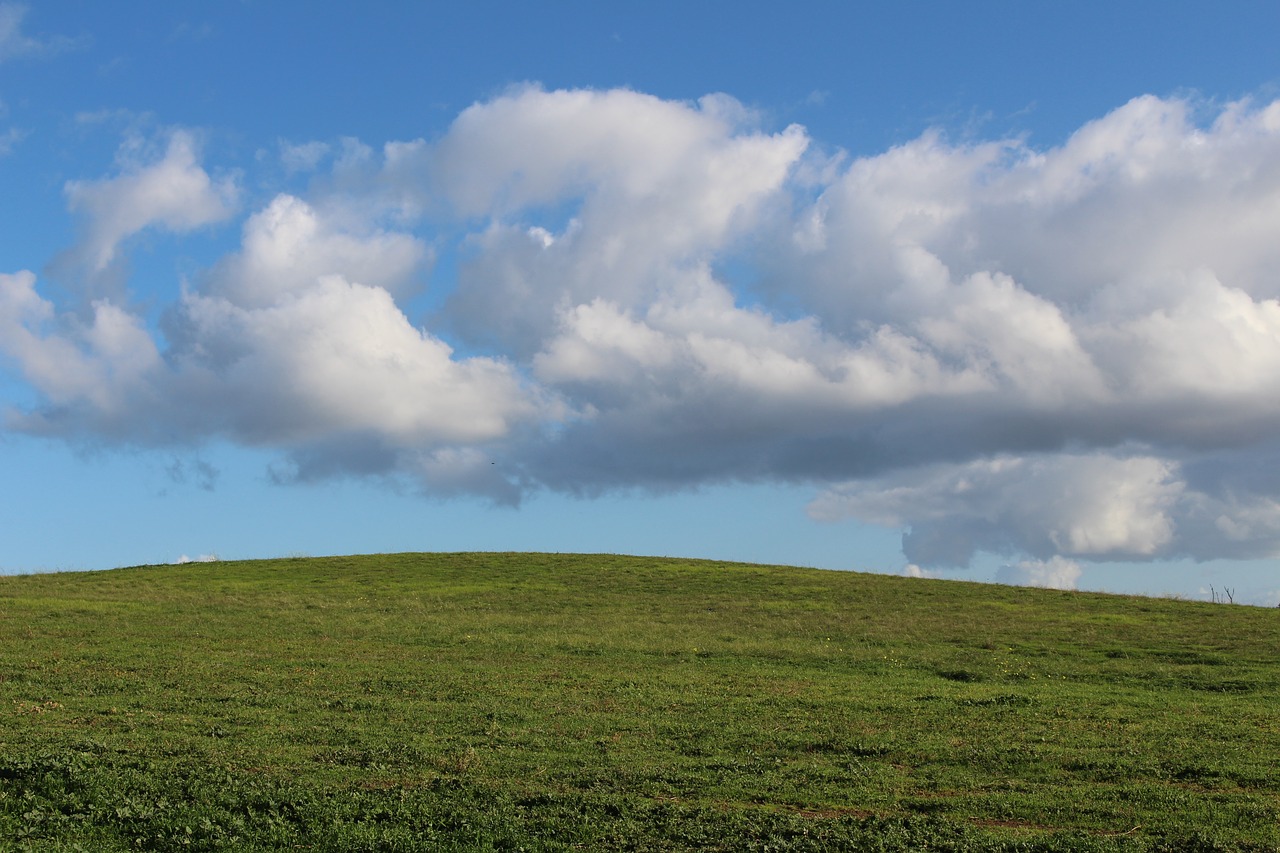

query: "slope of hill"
xmin=1 ymin=553 xmax=1277 ymax=851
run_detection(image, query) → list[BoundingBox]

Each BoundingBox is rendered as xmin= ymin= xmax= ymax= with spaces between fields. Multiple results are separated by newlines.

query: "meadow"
xmin=0 ymin=552 xmax=1277 ymax=851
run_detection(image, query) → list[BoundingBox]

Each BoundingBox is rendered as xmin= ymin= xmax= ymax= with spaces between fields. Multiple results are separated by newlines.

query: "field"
xmin=1 ymin=552 xmax=1277 ymax=851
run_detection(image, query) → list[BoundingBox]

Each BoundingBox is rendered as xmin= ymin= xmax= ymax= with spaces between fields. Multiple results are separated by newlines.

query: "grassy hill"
xmin=1 ymin=552 xmax=1277 ymax=851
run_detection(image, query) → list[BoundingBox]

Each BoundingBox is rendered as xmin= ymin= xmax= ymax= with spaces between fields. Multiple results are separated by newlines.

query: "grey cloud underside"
xmin=4 ymin=88 xmax=1280 ymax=571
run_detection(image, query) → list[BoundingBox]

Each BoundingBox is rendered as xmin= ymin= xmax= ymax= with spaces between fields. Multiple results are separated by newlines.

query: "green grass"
xmin=1 ymin=552 xmax=1277 ymax=851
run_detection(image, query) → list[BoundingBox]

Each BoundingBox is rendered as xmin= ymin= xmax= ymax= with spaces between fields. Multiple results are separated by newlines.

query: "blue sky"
xmin=3 ymin=2 xmax=1280 ymax=604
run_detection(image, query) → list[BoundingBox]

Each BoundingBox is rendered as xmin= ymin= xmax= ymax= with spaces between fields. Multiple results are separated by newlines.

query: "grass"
xmin=0 ymin=552 xmax=1277 ymax=851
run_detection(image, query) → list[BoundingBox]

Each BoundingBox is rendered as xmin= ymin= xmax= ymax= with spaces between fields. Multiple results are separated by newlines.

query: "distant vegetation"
xmin=1 ymin=553 xmax=1277 ymax=851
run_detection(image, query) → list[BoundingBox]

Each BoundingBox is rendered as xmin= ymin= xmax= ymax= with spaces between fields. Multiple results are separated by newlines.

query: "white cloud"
xmin=1086 ymin=269 xmax=1280 ymax=402
xmin=996 ymin=556 xmax=1082 ymax=590
xmin=2 ymin=264 xmax=548 ymax=497
xmin=903 ymin=564 xmax=944 ymax=579
xmin=61 ymin=130 xmax=238 ymax=278
xmin=810 ymin=449 xmax=1280 ymax=569
xmin=204 ymin=194 xmax=427 ymax=308
xmin=8 ymin=87 xmax=1280 ymax=568
xmin=0 ymin=270 xmax=162 ymax=433
xmin=437 ymin=86 xmax=809 ymax=355
xmin=170 ymin=276 xmax=537 ymax=447
xmin=775 ymin=95 xmax=1280 ymax=327
xmin=808 ymin=453 xmax=1184 ymax=567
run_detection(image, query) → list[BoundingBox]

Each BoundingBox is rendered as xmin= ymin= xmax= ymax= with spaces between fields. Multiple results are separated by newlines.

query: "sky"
xmin=2 ymin=2 xmax=1280 ymax=604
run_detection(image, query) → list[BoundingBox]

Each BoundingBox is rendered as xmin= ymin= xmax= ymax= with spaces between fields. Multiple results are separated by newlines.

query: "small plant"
xmin=1208 ymin=584 xmax=1236 ymax=604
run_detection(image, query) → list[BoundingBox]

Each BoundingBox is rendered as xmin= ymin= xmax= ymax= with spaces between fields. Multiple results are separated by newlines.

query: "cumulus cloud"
xmin=0 ymin=267 xmax=546 ymax=498
xmin=169 ymin=276 xmax=537 ymax=447
xmin=58 ymin=130 xmax=238 ymax=281
xmin=436 ymin=86 xmax=809 ymax=355
xmin=996 ymin=556 xmax=1082 ymax=590
xmin=809 ymin=453 xmax=1185 ymax=567
xmin=203 ymin=193 xmax=427 ymax=308
xmin=0 ymin=270 xmax=163 ymax=432
xmin=6 ymin=87 xmax=1280 ymax=571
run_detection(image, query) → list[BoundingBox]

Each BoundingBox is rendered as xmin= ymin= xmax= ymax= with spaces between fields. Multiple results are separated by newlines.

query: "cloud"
xmin=810 ymin=448 xmax=1280 ymax=569
xmin=0 ymin=270 xmax=163 ymax=430
xmin=435 ymin=86 xmax=809 ymax=355
xmin=6 ymin=87 xmax=1280 ymax=570
xmin=58 ymin=130 xmax=238 ymax=281
xmin=203 ymin=193 xmax=427 ymax=308
xmin=996 ymin=556 xmax=1082 ymax=590
xmin=809 ymin=453 xmax=1184 ymax=567
xmin=0 ymin=3 xmax=80 ymax=63
xmin=169 ymin=276 xmax=540 ymax=448
xmin=0 ymin=266 xmax=547 ymax=497
xmin=2 ymin=166 xmax=546 ymax=497
xmin=278 ymin=139 xmax=331 ymax=174
xmin=903 ymin=564 xmax=944 ymax=580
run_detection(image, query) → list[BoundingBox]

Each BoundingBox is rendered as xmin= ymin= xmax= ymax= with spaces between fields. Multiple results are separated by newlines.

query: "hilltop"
xmin=1 ymin=553 xmax=1277 ymax=850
